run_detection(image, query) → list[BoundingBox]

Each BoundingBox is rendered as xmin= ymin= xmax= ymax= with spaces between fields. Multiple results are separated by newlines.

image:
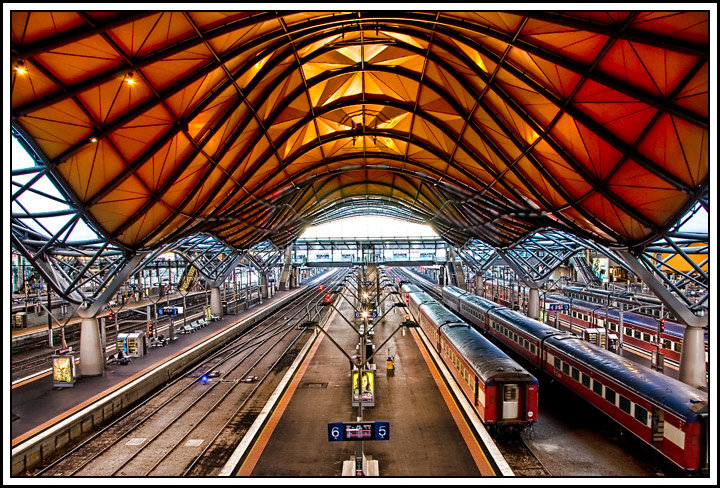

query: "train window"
xmin=571 ymin=367 xmax=579 ymax=381
xmin=674 ymin=342 xmax=682 ymax=353
xmin=530 ymin=344 xmax=536 ymax=354
xmin=662 ymin=339 xmax=671 ymax=349
xmin=592 ymin=380 xmax=603 ymax=396
xmin=625 ymin=327 xmax=632 ymax=336
xmin=562 ymin=362 xmax=570 ymax=375
xmin=605 ymin=387 xmax=616 ymax=404
xmin=634 ymin=330 xmax=642 ymax=339
xmin=619 ymin=396 xmax=631 ymax=414
xmin=634 ymin=404 xmax=648 ymax=425
xmin=581 ymin=373 xmax=590 ymax=388
xmin=554 ymin=357 xmax=561 ymax=369
xmin=504 ymin=384 xmax=519 ymax=401
xmin=642 ymin=333 xmax=651 ymax=342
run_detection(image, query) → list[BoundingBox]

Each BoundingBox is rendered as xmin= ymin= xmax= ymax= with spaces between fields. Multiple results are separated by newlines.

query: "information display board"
xmin=328 ymin=421 xmax=390 ymax=442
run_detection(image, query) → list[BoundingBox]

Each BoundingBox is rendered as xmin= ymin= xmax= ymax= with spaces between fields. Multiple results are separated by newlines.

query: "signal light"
xmin=319 ymin=285 xmax=325 ymax=291
xmin=659 ymin=319 xmax=665 ymax=333
xmin=201 ymin=375 xmax=208 ymax=384
xmin=405 ymin=293 xmax=410 ymax=302
xmin=324 ymin=293 xmax=332 ymax=304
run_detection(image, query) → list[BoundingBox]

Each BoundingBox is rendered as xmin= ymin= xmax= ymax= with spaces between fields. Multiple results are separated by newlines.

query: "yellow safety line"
xmin=409 ymin=328 xmax=496 ymax=477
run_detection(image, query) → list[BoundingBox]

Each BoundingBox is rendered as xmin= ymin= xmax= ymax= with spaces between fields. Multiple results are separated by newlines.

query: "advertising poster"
xmin=53 ymin=355 xmax=76 ymax=387
xmin=178 ymin=265 xmax=198 ymax=293
xmin=352 ymin=370 xmax=375 ymax=406
xmin=591 ymin=257 xmax=609 ymax=283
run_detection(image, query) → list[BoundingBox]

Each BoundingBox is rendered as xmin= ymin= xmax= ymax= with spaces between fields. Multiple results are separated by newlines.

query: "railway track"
xmin=494 ymin=430 xmax=551 ymax=476
xmin=27 ymin=270 xmax=348 ymax=477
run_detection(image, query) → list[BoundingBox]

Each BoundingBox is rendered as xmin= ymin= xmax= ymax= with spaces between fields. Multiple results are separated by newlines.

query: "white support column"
xmin=210 ymin=286 xmax=223 ymax=319
xmin=260 ymin=273 xmax=269 ymax=299
xmin=527 ymin=288 xmax=540 ymax=320
xmin=679 ymin=327 xmax=707 ymax=387
xmin=474 ymin=270 xmax=483 ymax=296
xmin=79 ymin=317 xmax=104 ymax=376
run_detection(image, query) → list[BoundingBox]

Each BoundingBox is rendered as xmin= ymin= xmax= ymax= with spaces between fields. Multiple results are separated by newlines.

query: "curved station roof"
xmin=11 ymin=10 xmax=710 ymax=253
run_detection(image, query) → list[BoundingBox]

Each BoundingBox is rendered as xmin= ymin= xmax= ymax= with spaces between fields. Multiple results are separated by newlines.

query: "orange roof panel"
xmin=11 ymin=9 xmax=709 ymax=251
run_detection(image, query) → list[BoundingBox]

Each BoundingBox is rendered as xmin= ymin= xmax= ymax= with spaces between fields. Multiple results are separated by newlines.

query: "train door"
xmin=501 ymin=383 xmax=520 ymax=420
xmin=651 ymin=406 xmax=664 ymax=444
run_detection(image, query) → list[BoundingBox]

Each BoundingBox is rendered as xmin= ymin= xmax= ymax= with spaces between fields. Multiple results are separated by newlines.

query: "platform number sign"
xmin=328 ymin=421 xmax=390 ymax=442
xmin=354 ymin=310 xmax=378 ymax=319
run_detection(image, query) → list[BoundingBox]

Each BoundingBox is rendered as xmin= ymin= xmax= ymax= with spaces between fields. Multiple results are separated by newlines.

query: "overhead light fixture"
xmin=15 ymin=60 xmax=27 ymax=75
xmin=125 ymin=71 xmax=136 ymax=85
xmin=90 ymin=136 xmax=98 ymax=143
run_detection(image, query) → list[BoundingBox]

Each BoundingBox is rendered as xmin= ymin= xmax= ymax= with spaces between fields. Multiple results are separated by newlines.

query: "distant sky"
xmin=299 ymin=216 xmax=438 ymax=239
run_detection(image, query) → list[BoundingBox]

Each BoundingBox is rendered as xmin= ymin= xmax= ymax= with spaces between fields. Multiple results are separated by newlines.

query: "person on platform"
xmin=116 ymin=349 xmax=129 ymax=365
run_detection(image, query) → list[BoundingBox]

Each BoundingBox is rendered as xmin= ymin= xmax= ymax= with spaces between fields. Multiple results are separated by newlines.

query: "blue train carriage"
xmin=543 ymin=334 xmax=708 ymax=472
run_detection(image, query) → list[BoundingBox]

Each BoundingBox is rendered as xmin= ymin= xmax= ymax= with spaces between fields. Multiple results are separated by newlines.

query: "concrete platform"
xmin=232 ymin=291 xmax=501 ymax=477
xmin=10 ymin=288 xmax=301 ymax=454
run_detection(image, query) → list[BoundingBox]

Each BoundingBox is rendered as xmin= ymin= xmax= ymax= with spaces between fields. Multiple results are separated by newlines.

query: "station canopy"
xmin=10 ymin=10 xmax=710 ymax=253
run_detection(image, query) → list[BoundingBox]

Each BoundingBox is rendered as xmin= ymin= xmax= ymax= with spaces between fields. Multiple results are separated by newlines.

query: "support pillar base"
xmin=79 ymin=317 xmax=104 ymax=376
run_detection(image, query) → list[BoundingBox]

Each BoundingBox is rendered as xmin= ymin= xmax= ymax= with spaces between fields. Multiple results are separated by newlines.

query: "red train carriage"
xmin=405 ymin=286 xmax=538 ymax=431
xmin=443 ymin=284 xmax=709 ymax=473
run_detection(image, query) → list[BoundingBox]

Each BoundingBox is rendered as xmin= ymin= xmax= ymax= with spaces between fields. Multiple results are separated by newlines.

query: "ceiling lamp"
xmin=14 ymin=59 xmax=27 ymax=75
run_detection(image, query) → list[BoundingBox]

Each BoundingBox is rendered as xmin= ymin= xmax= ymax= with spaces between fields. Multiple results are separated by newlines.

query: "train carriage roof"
xmin=463 ymin=293 xmax=506 ymax=314
xmin=490 ymin=307 xmax=567 ymax=341
xmin=546 ymin=335 xmax=708 ymax=419
xmin=419 ymin=301 xmax=467 ymax=327
xmin=445 ymin=326 xmax=537 ymax=384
